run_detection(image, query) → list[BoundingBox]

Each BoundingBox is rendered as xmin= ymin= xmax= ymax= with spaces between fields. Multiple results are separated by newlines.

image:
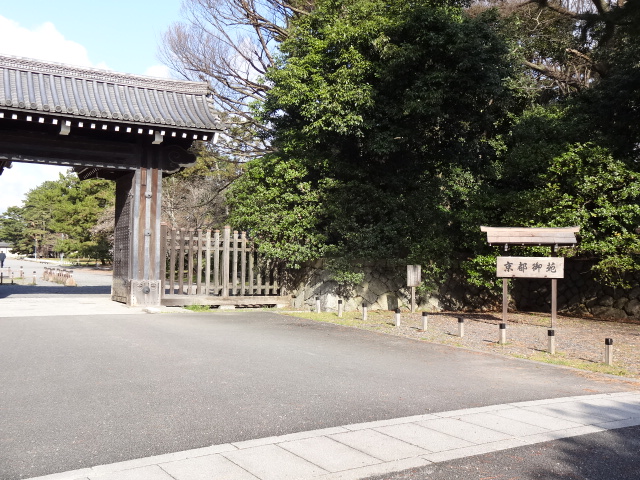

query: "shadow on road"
xmin=367 ymin=425 xmax=640 ymax=480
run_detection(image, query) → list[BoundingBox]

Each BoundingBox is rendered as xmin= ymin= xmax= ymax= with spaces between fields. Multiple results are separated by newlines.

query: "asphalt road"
xmin=0 ymin=308 xmax=636 ymax=480
xmin=365 ymin=425 xmax=640 ymax=480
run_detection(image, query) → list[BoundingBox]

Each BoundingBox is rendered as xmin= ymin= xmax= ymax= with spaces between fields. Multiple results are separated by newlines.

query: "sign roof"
xmin=480 ymin=226 xmax=580 ymax=247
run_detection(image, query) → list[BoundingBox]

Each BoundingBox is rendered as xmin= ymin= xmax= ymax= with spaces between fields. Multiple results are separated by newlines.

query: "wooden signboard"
xmin=407 ymin=265 xmax=421 ymax=313
xmin=407 ymin=265 xmax=422 ymax=287
xmin=496 ymin=257 xmax=564 ymax=279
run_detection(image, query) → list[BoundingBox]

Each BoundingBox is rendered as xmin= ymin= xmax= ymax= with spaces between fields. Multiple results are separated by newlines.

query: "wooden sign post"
xmin=481 ymin=227 xmax=579 ymax=330
xmin=407 ymin=265 xmax=421 ymax=313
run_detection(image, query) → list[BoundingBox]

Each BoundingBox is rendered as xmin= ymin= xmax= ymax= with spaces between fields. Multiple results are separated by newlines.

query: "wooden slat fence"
xmin=160 ymin=224 xmax=284 ymax=299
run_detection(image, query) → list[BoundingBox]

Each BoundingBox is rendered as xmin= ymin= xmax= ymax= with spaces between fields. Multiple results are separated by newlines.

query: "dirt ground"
xmin=286 ymin=309 xmax=640 ymax=382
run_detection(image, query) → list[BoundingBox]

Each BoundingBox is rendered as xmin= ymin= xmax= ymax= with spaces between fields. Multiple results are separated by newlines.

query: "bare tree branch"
xmin=160 ymin=0 xmax=311 ymax=162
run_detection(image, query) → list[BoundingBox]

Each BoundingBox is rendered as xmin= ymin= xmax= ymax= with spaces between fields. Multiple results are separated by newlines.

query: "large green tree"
xmin=447 ymin=0 xmax=637 ymax=290
xmin=226 ymin=0 xmax=640 ymax=294
xmin=229 ymin=0 xmax=524 ymax=276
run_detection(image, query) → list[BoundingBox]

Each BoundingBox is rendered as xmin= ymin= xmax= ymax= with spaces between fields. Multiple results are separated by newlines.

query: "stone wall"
xmin=512 ymin=259 xmax=640 ymax=320
xmin=290 ymin=260 xmax=410 ymax=312
xmin=289 ymin=258 xmax=640 ymax=321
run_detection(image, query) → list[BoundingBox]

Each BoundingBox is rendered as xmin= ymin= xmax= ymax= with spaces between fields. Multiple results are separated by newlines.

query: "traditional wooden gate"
xmin=0 ymin=54 xmax=223 ymax=306
xmin=160 ymin=225 xmax=289 ymax=307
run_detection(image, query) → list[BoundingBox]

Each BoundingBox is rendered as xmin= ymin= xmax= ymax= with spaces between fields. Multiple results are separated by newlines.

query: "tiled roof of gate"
xmin=0 ymin=54 xmax=221 ymax=132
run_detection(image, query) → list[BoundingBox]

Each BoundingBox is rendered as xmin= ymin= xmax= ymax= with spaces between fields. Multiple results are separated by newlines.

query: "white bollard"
xmin=394 ymin=308 xmax=401 ymax=327
xmin=499 ymin=323 xmax=506 ymax=344
xmin=604 ymin=338 xmax=613 ymax=365
xmin=362 ymin=302 xmax=368 ymax=321
xmin=548 ymin=329 xmax=556 ymax=355
xmin=337 ymin=299 xmax=343 ymax=318
xmin=421 ymin=312 xmax=428 ymax=331
xmin=315 ymin=296 xmax=321 ymax=313
xmin=458 ymin=317 xmax=464 ymax=338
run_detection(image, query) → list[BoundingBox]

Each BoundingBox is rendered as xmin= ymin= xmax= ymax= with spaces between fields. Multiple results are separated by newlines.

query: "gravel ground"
xmin=287 ymin=309 xmax=640 ymax=380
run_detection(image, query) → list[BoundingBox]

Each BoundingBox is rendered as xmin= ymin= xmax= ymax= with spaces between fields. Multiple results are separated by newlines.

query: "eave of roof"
xmin=0 ymin=54 xmax=222 ymax=133
xmin=480 ymin=226 xmax=580 ymax=247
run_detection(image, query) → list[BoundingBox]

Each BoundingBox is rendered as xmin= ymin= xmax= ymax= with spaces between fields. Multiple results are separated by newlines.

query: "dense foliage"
xmin=229 ymin=0 xmax=523 ymax=272
xmin=227 ymin=0 xmax=640 ymax=290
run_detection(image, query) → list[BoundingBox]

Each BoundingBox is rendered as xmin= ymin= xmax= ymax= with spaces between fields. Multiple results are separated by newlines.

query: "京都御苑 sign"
xmin=496 ymin=257 xmax=564 ymax=279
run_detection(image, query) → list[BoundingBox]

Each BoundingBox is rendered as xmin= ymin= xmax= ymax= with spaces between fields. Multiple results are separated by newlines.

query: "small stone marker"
xmin=458 ymin=317 xmax=464 ymax=337
xmin=604 ymin=338 xmax=613 ymax=365
xmin=421 ymin=312 xmax=428 ymax=331
xmin=362 ymin=302 xmax=368 ymax=321
xmin=337 ymin=299 xmax=343 ymax=318
xmin=548 ymin=329 xmax=556 ymax=355
xmin=499 ymin=323 xmax=506 ymax=344
xmin=394 ymin=308 xmax=401 ymax=327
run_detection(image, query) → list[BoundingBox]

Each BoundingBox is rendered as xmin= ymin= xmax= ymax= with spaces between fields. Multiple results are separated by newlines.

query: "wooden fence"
xmin=160 ymin=224 xmax=286 ymax=305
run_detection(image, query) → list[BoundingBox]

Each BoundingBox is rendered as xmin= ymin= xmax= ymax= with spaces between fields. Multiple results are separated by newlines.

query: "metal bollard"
xmin=362 ymin=302 xmax=368 ymax=321
xmin=548 ymin=329 xmax=556 ymax=355
xmin=458 ymin=317 xmax=464 ymax=337
xmin=421 ymin=312 xmax=428 ymax=331
xmin=604 ymin=338 xmax=613 ymax=365
xmin=395 ymin=308 xmax=401 ymax=327
xmin=315 ymin=296 xmax=321 ymax=313
xmin=499 ymin=323 xmax=506 ymax=344
xmin=337 ymin=299 xmax=343 ymax=318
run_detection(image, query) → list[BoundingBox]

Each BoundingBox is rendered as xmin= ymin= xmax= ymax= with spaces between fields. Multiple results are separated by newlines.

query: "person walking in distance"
xmin=0 ymin=252 xmax=5 ymax=268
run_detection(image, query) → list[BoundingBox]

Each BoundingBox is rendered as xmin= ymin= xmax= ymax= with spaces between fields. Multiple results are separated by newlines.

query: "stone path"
xmin=25 ymin=391 xmax=640 ymax=480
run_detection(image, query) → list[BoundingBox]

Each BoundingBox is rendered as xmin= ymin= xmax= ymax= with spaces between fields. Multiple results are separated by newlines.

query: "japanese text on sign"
xmin=496 ymin=257 xmax=564 ymax=279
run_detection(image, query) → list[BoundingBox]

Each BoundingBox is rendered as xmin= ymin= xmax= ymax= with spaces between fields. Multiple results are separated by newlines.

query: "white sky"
xmin=0 ymin=1 xmax=181 ymax=214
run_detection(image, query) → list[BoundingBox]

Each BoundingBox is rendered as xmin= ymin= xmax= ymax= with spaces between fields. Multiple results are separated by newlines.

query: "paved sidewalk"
xmin=0 ymin=295 xmax=151 ymax=316
xmin=26 ymin=391 xmax=640 ymax=480
xmin=0 ymin=294 xmax=188 ymax=316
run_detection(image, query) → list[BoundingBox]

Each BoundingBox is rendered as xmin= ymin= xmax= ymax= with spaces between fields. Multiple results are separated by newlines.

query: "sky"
xmin=0 ymin=0 xmax=184 ymax=213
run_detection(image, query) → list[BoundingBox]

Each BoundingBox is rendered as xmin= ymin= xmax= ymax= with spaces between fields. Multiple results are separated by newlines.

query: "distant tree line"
xmin=0 ymin=173 xmax=114 ymax=263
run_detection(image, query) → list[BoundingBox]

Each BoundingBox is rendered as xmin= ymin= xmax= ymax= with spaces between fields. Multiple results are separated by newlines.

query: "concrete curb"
xmin=25 ymin=391 xmax=640 ymax=480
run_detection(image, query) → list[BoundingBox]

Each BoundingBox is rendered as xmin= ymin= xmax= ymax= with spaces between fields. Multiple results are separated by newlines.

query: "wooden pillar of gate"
xmin=112 ymin=145 xmax=164 ymax=306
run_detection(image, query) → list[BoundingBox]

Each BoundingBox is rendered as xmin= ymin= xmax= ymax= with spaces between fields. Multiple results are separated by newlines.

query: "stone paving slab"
xmin=454 ymin=412 xmax=550 ymax=436
xmin=491 ymin=406 xmax=586 ymax=430
xmin=414 ymin=417 xmax=514 ymax=444
xmin=328 ymin=429 xmax=429 ymax=462
xmin=24 ymin=392 xmax=640 ymax=480
xmin=161 ymin=455 xmax=260 ymax=480
xmin=278 ymin=436 xmax=380 ymax=473
xmin=222 ymin=444 xmax=327 ymax=480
